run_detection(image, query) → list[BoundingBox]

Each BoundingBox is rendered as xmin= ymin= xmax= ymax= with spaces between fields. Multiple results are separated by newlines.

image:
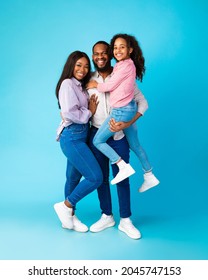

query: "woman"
xmin=54 ymin=51 xmax=103 ymax=232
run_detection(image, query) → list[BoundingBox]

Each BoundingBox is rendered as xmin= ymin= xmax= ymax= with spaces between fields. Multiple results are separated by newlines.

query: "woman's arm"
xmin=59 ymin=80 xmax=92 ymax=124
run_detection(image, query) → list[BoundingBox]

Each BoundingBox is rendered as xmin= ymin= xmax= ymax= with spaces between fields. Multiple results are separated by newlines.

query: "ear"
xmin=129 ymin=47 xmax=133 ymax=54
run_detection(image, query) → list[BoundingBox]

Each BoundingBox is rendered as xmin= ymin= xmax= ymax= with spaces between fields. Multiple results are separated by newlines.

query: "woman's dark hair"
xmin=110 ymin=33 xmax=145 ymax=81
xmin=55 ymin=51 xmax=91 ymax=106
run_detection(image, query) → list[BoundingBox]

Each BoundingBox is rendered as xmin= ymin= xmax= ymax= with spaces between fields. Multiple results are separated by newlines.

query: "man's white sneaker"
xmin=90 ymin=214 xmax=115 ymax=232
xmin=118 ymin=218 xmax=141 ymax=239
xmin=138 ymin=172 xmax=160 ymax=193
xmin=62 ymin=215 xmax=88 ymax=232
xmin=54 ymin=201 xmax=73 ymax=229
xmin=111 ymin=163 xmax=135 ymax=185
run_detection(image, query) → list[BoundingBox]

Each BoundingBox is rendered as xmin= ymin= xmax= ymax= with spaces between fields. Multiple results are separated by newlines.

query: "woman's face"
xmin=113 ymin=37 xmax=133 ymax=61
xmin=73 ymin=57 xmax=89 ymax=80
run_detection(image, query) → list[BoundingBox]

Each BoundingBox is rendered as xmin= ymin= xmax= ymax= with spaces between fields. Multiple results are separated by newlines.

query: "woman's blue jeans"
xmin=93 ymin=100 xmax=152 ymax=172
xmin=60 ymin=123 xmax=103 ymax=207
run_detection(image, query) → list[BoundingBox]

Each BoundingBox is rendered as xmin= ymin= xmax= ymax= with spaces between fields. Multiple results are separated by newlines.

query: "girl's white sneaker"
xmin=111 ymin=163 xmax=135 ymax=185
xmin=138 ymin=173 xmax=160 ymax=192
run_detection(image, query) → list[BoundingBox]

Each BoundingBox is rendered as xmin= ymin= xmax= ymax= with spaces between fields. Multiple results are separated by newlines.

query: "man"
xmin=87 ymin=41 xmax=149 ymax=239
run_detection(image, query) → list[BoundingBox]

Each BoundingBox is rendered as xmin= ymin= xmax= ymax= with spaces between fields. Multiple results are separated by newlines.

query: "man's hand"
xmin=109 ymin=118 xmax=132 ymax=132
xmin=109 ymin=112 xmax=143 ymax=132
xmin=89 ymin=94 xmax=99 ymax=115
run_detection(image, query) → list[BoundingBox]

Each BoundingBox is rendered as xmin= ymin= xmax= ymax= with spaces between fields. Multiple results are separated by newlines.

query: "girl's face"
xmin=113 ymin=38 xmax=133 ymax=61
xmin=73 ymin=57 xmax=89 ymax=80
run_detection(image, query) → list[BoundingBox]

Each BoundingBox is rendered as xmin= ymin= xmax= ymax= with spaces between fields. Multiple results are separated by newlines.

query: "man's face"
xmin=92 ymin=44 xmax=111 ymax=72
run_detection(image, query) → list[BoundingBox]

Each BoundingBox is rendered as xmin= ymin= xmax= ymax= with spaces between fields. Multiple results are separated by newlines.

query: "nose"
xmin=97 ymin=53 xmax=104 ymax=58
xmin=80 ymin=66 xmax=85 ymax=72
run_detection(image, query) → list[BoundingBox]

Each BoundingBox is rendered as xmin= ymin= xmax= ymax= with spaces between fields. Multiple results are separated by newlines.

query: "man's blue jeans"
xmin=89 ymin=126 xmax=131 ymax=218
xmin=60 ymin=123 xmax=103 ymax=207
xmin=93 ymin=100 xmax=152 ymax=172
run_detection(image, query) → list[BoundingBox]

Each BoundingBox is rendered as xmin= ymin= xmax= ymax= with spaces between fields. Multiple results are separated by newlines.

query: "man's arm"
xmin=133 ymin=83 xmax=148 ymax=115
xmin=109 ymin=84 xmax=148 ymax=132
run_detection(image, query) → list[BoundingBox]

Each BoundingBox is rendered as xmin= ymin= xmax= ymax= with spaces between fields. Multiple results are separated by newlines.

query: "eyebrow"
xmin=76 ymin=62 xmax=89 ymax=66
xmin=93 ymin=51 xmax=107 ymax=54
xmin=114 ymin=44 xmax=127 ymax=47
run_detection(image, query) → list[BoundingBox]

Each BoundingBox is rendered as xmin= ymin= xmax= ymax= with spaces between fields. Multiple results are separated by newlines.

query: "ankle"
xmin=144 ymin=171 xmax=153 ymax=176
xmin=117 ymin=159 xmax=127 ymax=169
xmin=64 ymin=200 xmax=74 ymax=215
xmin=64 ymin=200 xmax=72 ymax=208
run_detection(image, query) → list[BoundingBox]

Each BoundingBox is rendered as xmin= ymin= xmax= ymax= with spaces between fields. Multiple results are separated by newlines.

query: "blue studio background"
xmin=0 ymin=0 xmax=208 ymax=260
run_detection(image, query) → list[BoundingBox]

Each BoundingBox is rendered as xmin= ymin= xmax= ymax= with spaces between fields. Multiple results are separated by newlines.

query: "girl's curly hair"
xmin=110 ymin=33 xmax=145 ymax=82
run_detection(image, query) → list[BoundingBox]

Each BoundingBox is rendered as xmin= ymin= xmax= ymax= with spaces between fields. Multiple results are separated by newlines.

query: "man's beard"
xmin=93 ymin=60 xmax=111 ymax=73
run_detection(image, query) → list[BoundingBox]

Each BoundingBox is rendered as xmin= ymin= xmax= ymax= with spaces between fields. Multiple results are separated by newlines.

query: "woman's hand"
xmin=86 ymin=80 xmax=98 ymax=89
xmin=89 ymin=94 xmax=99 ymax=115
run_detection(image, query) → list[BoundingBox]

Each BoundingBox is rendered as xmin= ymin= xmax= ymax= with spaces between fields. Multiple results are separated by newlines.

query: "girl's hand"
xmin=86 ymin=80 xmax=98 ymax=89
xmin=89 ymin=94 xmax=99 ymax=115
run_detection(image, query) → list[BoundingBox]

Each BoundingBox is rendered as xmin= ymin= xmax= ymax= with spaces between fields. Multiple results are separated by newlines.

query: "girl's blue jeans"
xmin=93 ymin=100 xmax=152 ymax=172
xmin=60 ymin=123 xmax=103 ymax=207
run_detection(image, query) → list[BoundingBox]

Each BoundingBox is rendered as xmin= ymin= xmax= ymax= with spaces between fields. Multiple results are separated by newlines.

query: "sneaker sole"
xmin=90 ymin=221 xmax=116 ymax=233
xmin=62 ymin=224 xmax=88 ymax=233
xmin=118 ymin=224 xmax=141 ymax=240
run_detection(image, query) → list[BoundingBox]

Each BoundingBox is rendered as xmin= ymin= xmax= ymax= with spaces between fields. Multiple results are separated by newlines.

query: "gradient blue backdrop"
xmin=0 ymin=0 xmax=207 ymax=260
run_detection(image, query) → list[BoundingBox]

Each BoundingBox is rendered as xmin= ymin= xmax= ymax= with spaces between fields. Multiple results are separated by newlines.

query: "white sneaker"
xmin=54 ymin=201 xmax=73 ymax=229
xmin=72 ymin=215 xmax=88 ymax=232
xmin=138 ymin=172 xmax=160 ymax=193
xmin=62 ymin=215 xmax=88 ymax=232
xmin=118 ymin=218 xmax=141 ymax=239
xmin=90 ymin=214 xmax=115 ymax=232
xmin=111 ymin=163 xmax=135 ymax=185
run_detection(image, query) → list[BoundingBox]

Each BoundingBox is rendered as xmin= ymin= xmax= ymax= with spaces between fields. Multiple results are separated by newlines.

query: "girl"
xmin=87 ymin=34 xmax=159 ymax=190
xmin=54 ymin=51 xmax=103 ymax=232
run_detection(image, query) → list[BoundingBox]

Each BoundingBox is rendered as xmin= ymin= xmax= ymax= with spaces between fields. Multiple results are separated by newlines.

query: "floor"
xmin=1 ymin=180 xmax=207 ymax=260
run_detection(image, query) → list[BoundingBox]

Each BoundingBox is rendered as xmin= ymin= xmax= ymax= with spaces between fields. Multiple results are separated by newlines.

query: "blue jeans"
xmin=60 ymin=123 xmax=103 ymax=207
xmin=93 ymin=100 xmax=152 ymax=172
xmin=89 ymin=126 xmax=131 ymax=218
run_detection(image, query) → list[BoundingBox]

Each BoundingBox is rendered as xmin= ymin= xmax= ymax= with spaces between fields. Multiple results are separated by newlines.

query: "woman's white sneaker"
xmin=138 ymin=172 xmax=160 ymax=193
xmin=54 ymin=201 xmax=73 ymax=229
xmin=90 ymin=214 xmax=115 ymax=232
xmin=62 ymin=215 xmax=88 ymax=232
xmin=72 ymin=215 xmax=88 ymax=232
xmin=118 ymin=218 xmax=141 ymax=239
